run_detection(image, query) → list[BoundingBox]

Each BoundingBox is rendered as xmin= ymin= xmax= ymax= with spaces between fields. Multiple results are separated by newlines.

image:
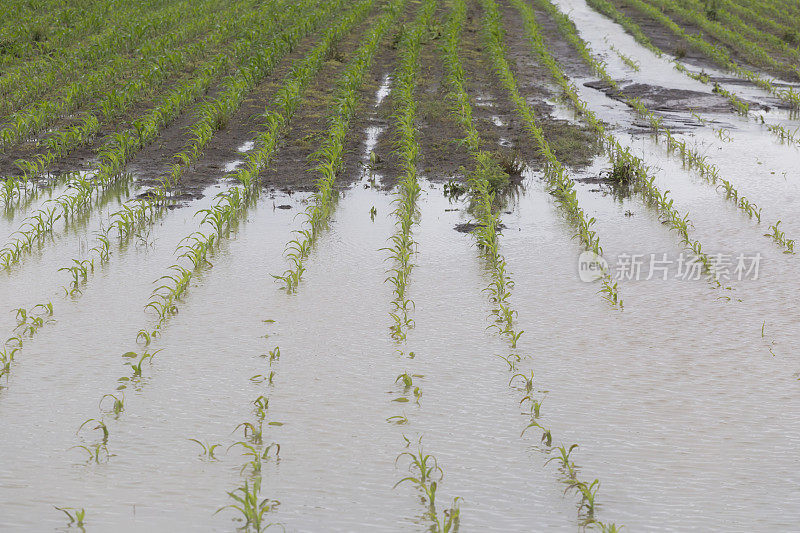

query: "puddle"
xmin=374 ymin=73 xmax=392 ymax=106
xmin=236 ymin=140 xmax=255 ymax=153
xmin=223 ymin=160 xmax=243 ymax=173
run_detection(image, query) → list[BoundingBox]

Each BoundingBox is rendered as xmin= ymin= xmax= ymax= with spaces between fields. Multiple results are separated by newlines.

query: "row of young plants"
xmin=535 ymin=0 xmax=795 ymax=254
xmin=216 ymin=332 xmax=284 ymax=531
xmin=273 ymin=0 xmax=408 ymax=292
xmin=681 ymin=0 xmax=800 ymax=64
xmin=156 ymin=0 xmax=332 ymax=192
xmin=71 ymin=0 xmax=378 ymax=460
xmin=613 ymin=0 xmax=800 ymax=107
xmin=0 ymin=0 xmax=227 ymax=155
xmin=0 ymin=0 xmax=297 ymax=209
xmin=0 ymin=0 xmax=155 ymax=72
xmin=510 ymin=0 xmax=736 ymax=287
xmin=0 ymin=302 xmax=54 ymax=383
xmin=383 ymin=2 xmax=462 ymax=529
xmin=1 ymin=0 xmax=354 ymax=400
xmin=0 ymin=187 xmax=131 ymax=384
xmin=0 ymin=0 xmax=328 ymax=268
xmin=61 ymin=0 xmax=367 ymax=299
xmin=639 ymin=0 xmax=800 ymax=79
xmin=581 ymin=0 xmax=800 ymax=149
xmin=0 ymin=0 xmax=115 ymax=68
xmin=480 ymin=0 xmax=622 ymax=308
xmin=731 ymin=0 xmax=800 ymax=37
xmin=0 ymin=0 xmax=204 ymax=117
xmin=203 ymin=6 xmax=426 ymax=529
xmin=441 ymin=1 xmax=620 ymax=528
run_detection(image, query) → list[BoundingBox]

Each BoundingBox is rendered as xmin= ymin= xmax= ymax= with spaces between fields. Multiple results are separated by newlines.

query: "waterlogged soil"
xmin=3 ymin=0 xmax=800 ymax=530
xmin=584 ymin=79 xmax=733 ymax=114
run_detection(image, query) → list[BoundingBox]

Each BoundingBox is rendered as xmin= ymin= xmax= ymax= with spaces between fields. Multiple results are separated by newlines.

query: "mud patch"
xmin=585 ymin=80 xmax=732 ymax=113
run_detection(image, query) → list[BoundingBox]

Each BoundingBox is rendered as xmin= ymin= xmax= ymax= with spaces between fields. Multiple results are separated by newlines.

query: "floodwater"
xmin=1 ymin=11 xmax=800 ymax=533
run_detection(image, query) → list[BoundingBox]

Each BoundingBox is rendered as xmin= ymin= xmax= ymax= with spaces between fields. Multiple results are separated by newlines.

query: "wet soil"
xmin=410 ymin=0 xmax=602 ymax=191
xmin=0 ymin=0 xmax=615 ymax=199
xmin=497 ymin=0 xmax=603 ymax=166
xmin=584 ymin=79 xmax=732 ymax=113
xmin=259 ymin=4 xmax=403 ymax=194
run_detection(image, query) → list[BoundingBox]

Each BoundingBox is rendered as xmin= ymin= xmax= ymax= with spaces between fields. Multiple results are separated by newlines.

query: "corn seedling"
xmin=216 ymin=478 xmax=280 ymax=531
xmin=54 ymin=506 xmax=86 ymax=528
xmin=274 ymin=0 xmax=407 ymax=292
xmin=99 ymin=393 xmax=124 ymax=417
xmin=189 ymin=439 xmax=222 ymax=460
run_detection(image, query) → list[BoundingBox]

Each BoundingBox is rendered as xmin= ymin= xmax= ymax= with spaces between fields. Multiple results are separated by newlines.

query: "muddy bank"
xmin=584 ymin=80 xmax=733 ymax=114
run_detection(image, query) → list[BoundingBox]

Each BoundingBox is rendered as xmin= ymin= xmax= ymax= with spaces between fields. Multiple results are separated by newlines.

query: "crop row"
xmin=383 ymin=2 xmax=462 ymax=529
xmin=442 ymin=0 xmax=618 ymax=528
xmin=536 ymin=0 xmax=796 ymax=254
xmin=512 ymin=0 xmax=732 ymax=290
xmin=216 ymin=329 xmax=284 ymax=531
xmin=1 ymin=0 xmax=300 ymax=205
xmin=685 ymin=0 xmax=800 ymax=63
xmin=643 ymin=0 xmax=800 ymax=78
xmin=583 ymin=0 xmax=800 ymax=151
xmin=482 ymin=0 xmax=622 ymax=307
xmin=70 ymin=0 xmax=374 ymax=463
xmin=0 ymin=0 xmax=361 ymax=396
xmin=0 ymin=0 xmax=118 ymax=68
xmin=0 ymin=0 xmax=327 ymax=267
xmin=728 ymin=0 xmax=800 ymax=37
xmin=274 ymin=0 xmax=408 ymax=292
xmin=0 ymin=0 xmax=229 ymax=155
xmin=613 ymin=0 xmax=800 ymax=108
xmin=0 ymin=0 xmax=207 ymax=117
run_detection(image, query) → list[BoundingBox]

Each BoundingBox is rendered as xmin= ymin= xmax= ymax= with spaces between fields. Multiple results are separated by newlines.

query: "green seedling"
xmin=78 ymin=418 xmax=109 ymax=444
xmin=188 ymin=439 xmax=222 ymax=460
xmin=521 ymin=420 xmax=552 ymax=446
xmin=395 ymin=447 xmax=443 ymax=486
xmin=509 ymin=371 xmax=534 ymax=393
xmin=54 ymin=506 xmax=86 ymax=527
xmin=216 ymin=478 xmax=280 ymax=530
xmin=520 ymin=395 xmax=543 ymax=418
xmin=234 ymin=421 xmax=263 ymax=445
xmin=72 ymin=443 xmax=109 ymax=463
xmin=546 ymin=444 xmax=579 ymax=474
xmin=123 ymin=349 xmax=160 ymax=377
xmin=387 ymin=414 xmax=409 ymax=425
xmin=99 ymin=393 xmax=124 ymax=416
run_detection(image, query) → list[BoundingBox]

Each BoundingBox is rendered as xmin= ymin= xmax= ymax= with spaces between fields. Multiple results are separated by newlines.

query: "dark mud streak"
xmin=414 ymin=1 xmax=475 ymax=183
xmin=494 ymin=0 xmax=601 ymax=169
xmin=261 ymin=2 xmax=414 ymax=193
xmin=338 ymin=5 xmax=416 ymax=193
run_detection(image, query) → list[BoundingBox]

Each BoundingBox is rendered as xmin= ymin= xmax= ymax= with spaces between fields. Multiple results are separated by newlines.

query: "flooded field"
xmin=1 ymin=0 xmax=799 ymax=531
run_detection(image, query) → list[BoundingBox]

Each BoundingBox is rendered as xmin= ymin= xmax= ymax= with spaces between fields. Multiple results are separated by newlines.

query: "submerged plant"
xmin=188 ymin=439 xmax=222 ymax=460
xmin=54 ymin=506 xmax=86 ymax=528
